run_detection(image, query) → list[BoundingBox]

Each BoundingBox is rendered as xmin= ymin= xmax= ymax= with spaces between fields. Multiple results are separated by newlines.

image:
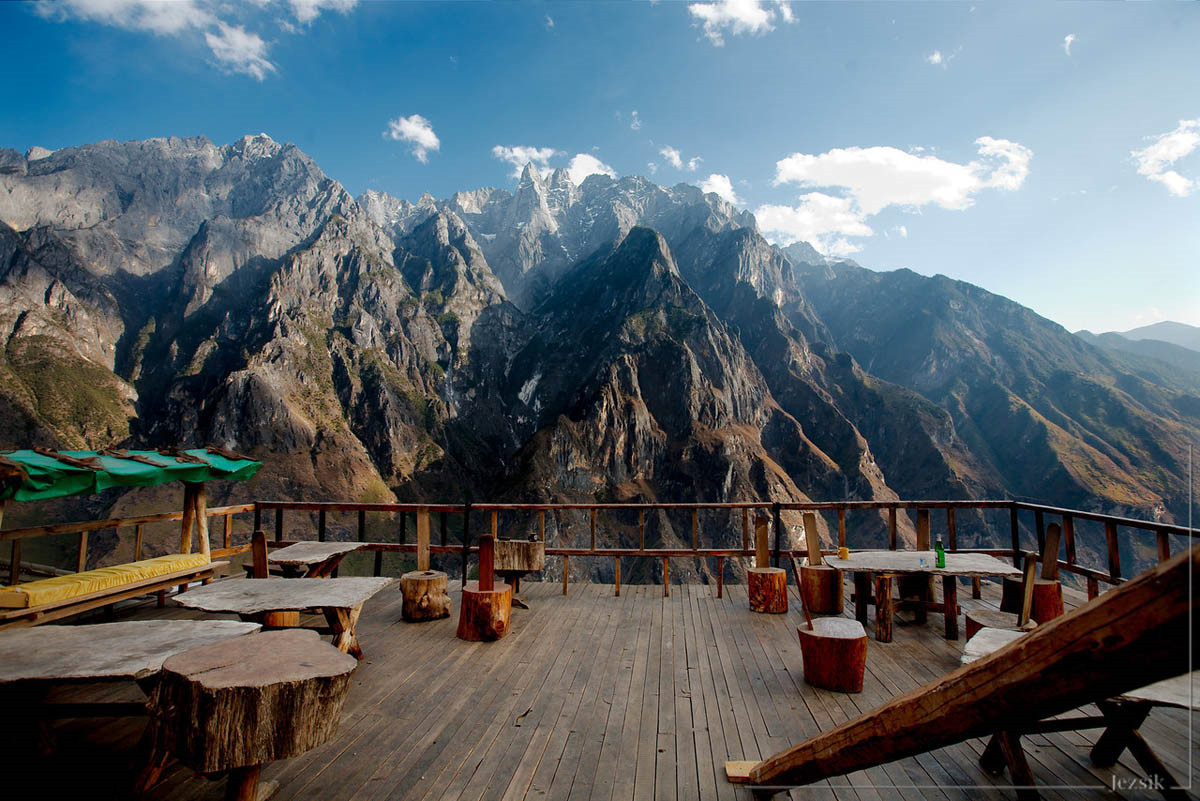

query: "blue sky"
xmin=2 ymin=1 xmax=1197 ymax=334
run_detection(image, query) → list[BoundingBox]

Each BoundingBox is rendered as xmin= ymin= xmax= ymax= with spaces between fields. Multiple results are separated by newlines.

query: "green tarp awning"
xmin=0 ymin=449 xmax=262 ymax=502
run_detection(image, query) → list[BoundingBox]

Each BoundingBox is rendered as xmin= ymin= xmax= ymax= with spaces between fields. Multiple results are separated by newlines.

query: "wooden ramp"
xmin=726 ymin=545 xmax=1200 ymax=794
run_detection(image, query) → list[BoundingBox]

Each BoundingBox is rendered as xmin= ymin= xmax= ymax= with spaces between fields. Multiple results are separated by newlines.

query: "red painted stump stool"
xmin=457 ymin=535 xmax=513 ymax=641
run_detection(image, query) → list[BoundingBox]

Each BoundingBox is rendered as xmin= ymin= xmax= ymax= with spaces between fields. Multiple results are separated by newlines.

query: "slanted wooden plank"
xmin=731 ymin=545 xmax=1199 ymax=789
xmin=417 ymin=509 xmax=431 ymax=572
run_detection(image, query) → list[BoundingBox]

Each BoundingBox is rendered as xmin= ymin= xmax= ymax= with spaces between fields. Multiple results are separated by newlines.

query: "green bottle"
xmin=935 ymin=537 xmax=946 ymax=568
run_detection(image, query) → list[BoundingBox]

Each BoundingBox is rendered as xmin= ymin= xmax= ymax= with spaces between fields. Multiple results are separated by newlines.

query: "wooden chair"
xmin=964 ymin=552 xmax=1037 ymax=642
xmin=1030 ymin=523 xmax=1066 ymax=623
xmin=791 ymin=558 xmax=867 ymax=693
xmin=798 ymin=513 xmax=843 ymax=614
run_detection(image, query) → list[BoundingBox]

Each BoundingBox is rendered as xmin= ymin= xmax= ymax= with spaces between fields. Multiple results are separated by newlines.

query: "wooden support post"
xmin=1009 ymin=505 xmax=1021 ymax=566
xmin=972 ymin=577 xmax=982 ymax=599
xmin=253 ymin=505 xmax=261 ymax=533
xmin=946 ymin=508 xmax=956 ymax=550
xmin=772 ymin=502 xmax=782 ymax=567
xmin=400 ymin=511 xmax=407 ymax=544
xmin=1105 ymin=521 xmax=1121 ymax=579
xmin=888 ymin=507 xmax=897 ymax=550
xmin=614 ymin=556 xmax=621 ymax=597
xmin=1157 ymin=528 xmax=1171 ymax=563
xmin=491 ymin=510 xmax=498 ymax=539
xmin=274 ymin=507 xmax=283 ymax=544
xmin=691 ymin=509 xmax=699 ymax=551
xmin=741 ymin=508 xmax=749 ymax=552
xmin=837 ymin=508 xmax=846 ymax=548
xmin=915 ymin=508 xmax=930 ymax=550
xmin=478 ymin=534 xmax=494 ymax=591
xmin=357 ymin=510 xmax=366 ymax=542
xmin=1063 ymin=515 xmax=1076 ymax=565
xmin=317 ymin=510 xmax=327 ymax=542
xmin=416 ymin=509 xmax=431 ymax=573
xmin=562 ymin=555 xmax=569 ymax=595
xmin=251 ymin=531 xmax=269 ymax=579
xmin=539 ymin=510 xmax=545 ymax=542
xmin=461 ymin=502 xmax=472 ymax=586
xmin=78 ymin=532 xmax=89 ymax=572
xmin=716 ymin=556 xmax=724 ymax=598
xmin=220 ymin=514 xmax=231 ymax=549
xmin=373 ymin=550 xmax=383 ymax=578
xmin=441 ymin=512 xmax=448 ymax=547
xmin=638 ymin=510 xmax=645 ymax=551
xmin=942 ymin=576 xmax=959 ymax=640
xmin=194 ymin=484 xmax=210 ymax=557
xmin=590 ymin=508 xmax=597 ymax=551
xmin=1087 ymin=576 xmax=1099 ymax=600
xmin=874 ymin=575 xmax=894 ymax=642
xmin=180 ymin=484 xmax=198 ymax=554
xmin=854 ymin=572 xmax=871 ymax=625
xmin=9 ymin=540 xmax=20 ymax=586
xmin=663 ymin=556 xmax=669 ymax=597
xmin=457 ymin=545 xmax=512 ymax=643
xmin=1034 ymin=509 xmax=1045 ymax=556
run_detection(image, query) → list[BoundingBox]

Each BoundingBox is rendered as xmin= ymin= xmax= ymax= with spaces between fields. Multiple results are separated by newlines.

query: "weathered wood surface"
xmin=799 ymin=564 xmax=842 ymax=614
xmin=456 ymin=581 xmax=512 ymax=641
xmin=1031 ymin=579 xmax=1066 ymax=622
xmin=824 ymin=550 xmax=1023 ymax=578
xmin=0 ymin=620 xmax=261 ymax=684
xmin=11 ymin=577 xmax=1200 ymax=801
xmin=730 ymin=544 xmax=1200 ymax=790
xmin=961 ymin=627 xmax=1025 ymax=664
xmin=747 ymin=567 xmax=787 ymax=614
xmin=493 ymin=539 xmax=546 ymax=572
xmin=1123 ymin=672 xmax=1200 ymax=710
xmin=150 ymin=629 xmax=355 ymax=776
xmin=267 ymin=542 xmax=363 ymax=567
xmin=173 ymin=577 xmax=394 ymax=614
xmin=401 ymin=570 xmax=451 ymax=622
xmin=798 ymin=620 xmax=867 ymax=693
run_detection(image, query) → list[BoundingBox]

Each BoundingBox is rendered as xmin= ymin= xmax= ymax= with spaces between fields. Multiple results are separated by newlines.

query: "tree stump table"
xmin=147 ymin=629 xmax=356 ymax=801
xmin=456 ymin=535 xmax=512 ymax=641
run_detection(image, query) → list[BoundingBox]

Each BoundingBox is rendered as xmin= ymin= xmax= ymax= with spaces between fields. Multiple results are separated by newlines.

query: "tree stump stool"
xmin=999 ymin=576 xmax=1024 ymax=614
xmin=797 ymin=618 xmax=868 ymax=693
xmin=456 ymin=581 xmax=513 ymax=641
xmin=400 ymin=570 xmax=451 ymax=622
xmin=748 ymin=567 xmax=788 ymax=614
xmin=800 ymin=564 xmax=843 ymax=614
xmin=1030 ymin=579 xmax=1065 ymax=623
xmin=148 ymin=629 xmax=356 ymax=801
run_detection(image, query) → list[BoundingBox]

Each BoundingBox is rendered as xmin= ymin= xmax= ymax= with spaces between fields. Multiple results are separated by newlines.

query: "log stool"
xmin=799 ymin=512 xmax=843 ymax=614
xmin=250 ymin=530 xmax=299 ymax=627
xmin=795 ymin=556 xmax=867 ymax=692
xmin=401 ymin=510 xmax=451 ymax=622
xmin=147 ymin=629 xmax=356 ymax=801
xmin=457 ymin=535 xmax=513 ymax=641
xmin=748 ymin=515 xmax=787 ymax=614
xmin=1031 ymin=523 xmax=1065 ymax=623
xmin=965 ymin=552 xmax=1038 ymax=641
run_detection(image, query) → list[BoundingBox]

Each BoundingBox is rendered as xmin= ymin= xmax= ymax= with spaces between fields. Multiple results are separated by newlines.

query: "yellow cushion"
xmin=1 ymin=553 xmax=211 ymax=608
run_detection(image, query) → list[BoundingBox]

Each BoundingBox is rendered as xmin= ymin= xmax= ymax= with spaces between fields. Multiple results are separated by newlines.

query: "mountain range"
xmin=1 ymin=134 xmax=1196 ymax=579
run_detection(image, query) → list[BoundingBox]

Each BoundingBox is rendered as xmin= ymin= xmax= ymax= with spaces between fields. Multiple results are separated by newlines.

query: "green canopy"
xmin=0 ymin=448 xmax=262 ymax=503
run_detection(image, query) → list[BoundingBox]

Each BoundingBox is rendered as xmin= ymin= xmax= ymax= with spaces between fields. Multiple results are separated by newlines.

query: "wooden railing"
xmin=0 ymin=503 xmax=256 ymax=584
xmin=252 ymin=498 xmax=1196 ymax=600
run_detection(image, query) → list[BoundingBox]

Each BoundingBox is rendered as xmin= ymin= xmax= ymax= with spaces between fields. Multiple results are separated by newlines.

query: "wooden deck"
xmin=7 ymin=575 xmax=1198 ymax=800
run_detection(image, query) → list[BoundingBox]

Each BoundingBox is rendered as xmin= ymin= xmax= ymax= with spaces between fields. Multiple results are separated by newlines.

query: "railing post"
xmin=275 ymin=507 xmax=284 ymax=543
xmin=888 ymin=506 xmax=897 ymax=550
xmin=638 ymin=510 xmax=645 ymax=551
xmin=741 ymin=509 xmax=749 ymax=552
xmin=716 ymin=555 xmax=724 ymax=598
xmin=1009 ymin=504 xmax=1020 ymax=566
xmin=461 ymin=501 xmax=472 ymax=586
xmin=663 ymin=556 xmax=670 ymax=597
xmin=357 ymin=510 xmax=366 ymax=542
xmin=837 ymin=508 xmax=846 ymax=549
xmin=253 ymin=503 xmax=261 ymax=533
xmin=692 ymin=509 xmax=699 ymax=552
xmin=946 ymin=508 xmax=956 ymax=550
xmin=1034 ymin=508 xmax=1045 ymax=556
xmin=1063 ymin=515 xmax=1076 ymax=565
xmin=1105 ymin=521 xmax=1121 ymax=580
xmin=539 ymin=510 xmax=546 ymax=543
xmin=1157 ymin=528 xmax=1171 ymax=563
xmin=772 ymin=502 xmax=782 ymax=568
xmin=562 ymin=554 xmax=569 ymax=595
xmin=400 ymin=511 xmax=407 ymax=544
xmin=614 ymin=555 xmax=620 ymax=597
xmin=223 ymin=512 xmax=233 ymax=549
xmin=441 ymin=512 xmax=449 ymax=548
xmin=8 ymin=540 xmax=20 ymax=586
xmin=478 ymin=534 xmax=494 ymax=591
xmin=317 ymin=509 xmax=327 ymax=542
xmin=590 ymin=508 xmax=597 ymax=551
xmin=915 ymin=508 xmax=930 ymax=550
xmin=78 ymin=532 xmax=89 ymax=572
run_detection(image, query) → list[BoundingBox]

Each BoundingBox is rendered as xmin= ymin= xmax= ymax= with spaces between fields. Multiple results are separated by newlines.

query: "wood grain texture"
xmin=173 ymin=577 xmax=394 ymax=615
xmin=456 ymin=582 xmax=513 ymax=641
xmin=401 ymin=570 xmax=451 ymax=622
xmin=747 ymin=567 xmax=786 ymax=614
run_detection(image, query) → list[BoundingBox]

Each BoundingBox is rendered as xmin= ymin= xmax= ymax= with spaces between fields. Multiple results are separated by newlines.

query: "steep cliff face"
xmin=0 ymin=134 xmax=1193 ymax=569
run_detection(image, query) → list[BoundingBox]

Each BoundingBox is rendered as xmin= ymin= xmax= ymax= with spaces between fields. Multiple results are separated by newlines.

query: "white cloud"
xmin=687 ymin=0 xmax=792 ymax=46
xmin=567 ymin=153 xmax=616 ymax=185
xmin=384 ymin=114 xmax=440 ymax=163
xmin=491 ymin=145 xmax=561 ymax=178
xmin=289 ymin=0 xmax=357 ymax=24
xmin=773 ymin=137 xmax=1032 ymax=215
xmin=761 ymin=137 xmax=1032 ymax=254
xmin=687 ymin=156 xmax=702 ymax=171
xmin=544 ymin=13 xmax=555 ymax=29
xmin=35 ymin=0 xmax=214 ymax=34
xmin=927 ymin=50 xmax=943 ymax=65
xmin=660 ymin=146 xmax=683 ymax=169
xmin=1132 ymin=119 xmax=1199 ymax=197
xmin=630 ymin=110 xmax=642 ymax=131
xmin=647 ymin=162 xmax=659 ymax=175
xmin=205 ymin=23 xmax=276 ymax=80
xmin=893 ymin=225 xmax=908 ymax=238
xmin=755 ymin=194 xmax=871 ymax=252
xmin=1063 ymin=34 xmax=1075 ymax=55
xmin=700 ymin=173 xmax=742 ymax=204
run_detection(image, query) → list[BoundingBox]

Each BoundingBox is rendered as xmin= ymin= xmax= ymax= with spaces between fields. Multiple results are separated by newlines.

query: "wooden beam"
xmin=134 ymin=524 xmax=144 ymax=561
xmin=614 ymin=556 xmax=620 ymax=597
xmin=638 ymin=510 xmax=645 ymax=551
xmin=716 ymin=555 xmax=723 ymax=598
xmin=317 ymin=509 xmax=327 ymax=542
xmin=562 ymin=554 xmax=568 ymax=595
xmin=1157 ymin=528 xmax=1171 ymax=563
xmin=590 ymin=508 xmax=597 ymax=551
xmin=77 ymin=532 xmax=89 ymax=573
xmin=223 ymin=512 xmax=233 ymax=549
xmin=491 ymin=510 xmax=498 ymax=540
xmin=754 ymin=516 xmax=770 ymax=569
xmin=730 ymin=544 xmax=1200 ymax=790
xmin=251 ymin=531 xmax=269 ymax=579
xmin=663 ymin=556 xmax=669 ymax=597
xmin=1009 ymin=504 xmax=1021 ymax=566
xmin=837 ymin=508 xmax=846 ymax=549
xmin=888 ymin=507 xmax=897 ymax=550
xmin=1106 ymin=521 xmax=1121 ymax=579
xmin=691 ymin=509 xmax=699 ymax=551
xmin=741 ymin=508 xmax=748 ymax=552
xmin=946 ymin=508 xmax=956 ymax=551
xmin=194 ymin=484 xmax=209 ymax=557
xmin=417 ymin=509 xmax=431 ymax=573
xmin=1063 ymin=515 xmax=1076 ymax=565
xmin=8 ymin=540 xmax=19 ymax=587
xmin=478 ymin=534 xmax=494 ymax=592
xmin=539 ymin=510 xmax=545 ymax=543
xmin=180 ymin=484 xmax=198 ymax=554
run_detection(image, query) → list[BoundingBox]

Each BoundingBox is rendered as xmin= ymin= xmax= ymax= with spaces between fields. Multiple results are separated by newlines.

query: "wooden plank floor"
xmin=4 ymin=573 xmax=1197 ymax=800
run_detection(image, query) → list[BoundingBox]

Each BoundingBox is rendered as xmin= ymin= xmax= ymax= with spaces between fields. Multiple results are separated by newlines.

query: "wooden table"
xmin=172 ymin=577 xmax=394 ymax=659
xmin=963 ymin=628 xmax=1197 ymax=799
xmin=267 ymin=541 xmax=365 ymax=577
xmin=824 ymin=551 xmax=1023 ymax=641
xmin=0 ymin=620 xmax=260 ymax=755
